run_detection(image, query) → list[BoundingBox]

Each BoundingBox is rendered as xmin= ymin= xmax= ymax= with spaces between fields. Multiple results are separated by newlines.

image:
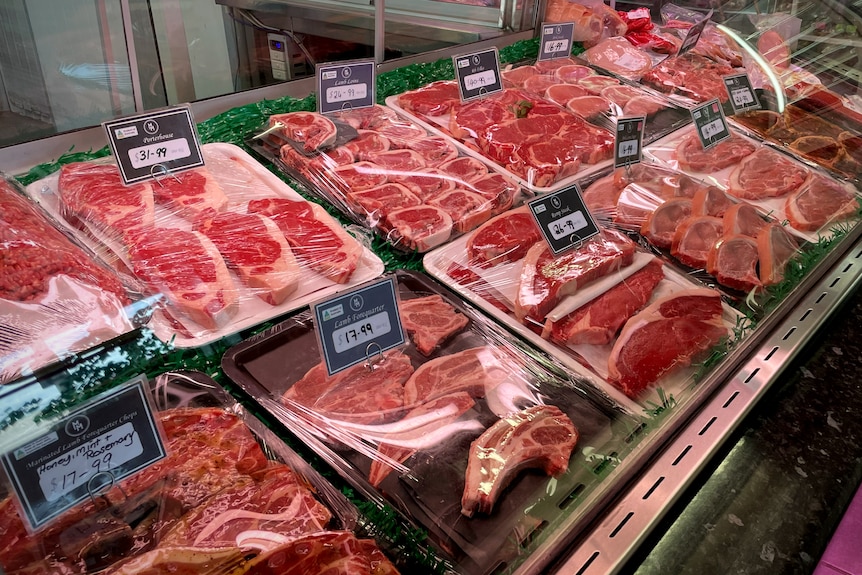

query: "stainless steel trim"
xmin=553 ymin=228 xmax=862 ymax=575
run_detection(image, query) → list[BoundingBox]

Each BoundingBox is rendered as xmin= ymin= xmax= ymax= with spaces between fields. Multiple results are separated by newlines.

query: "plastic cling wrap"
xmin=248 ymin=105 xmax=522 ymax=253
xmin=581 ymin=162 xmax=807 ymax=295
xmin=26 ymin=144 xmax=384 ymax=347
xmin=0 ymin=173 xmax=139 ymax=384
xmin=0 ymin=371 xmax=401 ymax=574
xmin=387 ymin=82 xmax=617 ymax=193
xmin=222 ymin=270 xmax=642 ymax=575
xmin=423 ymin=214 xmax=744 ymax=410
xmin=644 ymin=125 xmax=861 ymax=244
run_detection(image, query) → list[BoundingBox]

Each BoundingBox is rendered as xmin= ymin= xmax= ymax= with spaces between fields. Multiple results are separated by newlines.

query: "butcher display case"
xmin=1 ymin=0 xmax=862 ymax=574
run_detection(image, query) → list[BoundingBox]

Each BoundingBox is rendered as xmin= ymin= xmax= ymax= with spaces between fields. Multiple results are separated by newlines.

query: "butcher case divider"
xmin=222 ymin=270 xmax=645 ymax=575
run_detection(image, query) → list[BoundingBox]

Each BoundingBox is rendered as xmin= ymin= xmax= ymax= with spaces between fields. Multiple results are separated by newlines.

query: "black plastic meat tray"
xmin=221 ymin=270 xmax=644 ymax=575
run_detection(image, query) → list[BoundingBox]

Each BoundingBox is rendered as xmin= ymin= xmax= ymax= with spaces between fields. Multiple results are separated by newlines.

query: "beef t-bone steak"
xmin=608 ymin=288 xmax=729 ymax=397
xmin=461 ymin=404 xmax=579 ymax=517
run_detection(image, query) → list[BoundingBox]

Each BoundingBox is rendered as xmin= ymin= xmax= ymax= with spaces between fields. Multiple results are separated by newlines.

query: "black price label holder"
xmin=677 ymin=10 xmax=713 ymax=56
xmin=103 ymin=105 xmax=204 ymax=185
xmin=528 ymin=184 xmax=600 ymax=256
xmin=0 ymin=376 xmax=167 ymax=531
xmin=317 ymin=59 xmax=376 ymax=115
xmin=691 ymin=98 xmax=731 ymax=150
xmin=723 ymin=73 xmax=761 ymax=114
xmin=538 ymin=22 xmax=575 ymax=61
xmin=313 ymin=277 xmax=406 ymax=377
xmin=453 ymin=48 xmax=504 ymax=102
xmin=614 ymin=116 xmax=646 ymax=168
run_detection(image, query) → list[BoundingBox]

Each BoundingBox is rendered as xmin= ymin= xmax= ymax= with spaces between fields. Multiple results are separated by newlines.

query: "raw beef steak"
xmin=727 ymin=148 xmax=809 ymax=200
xmin=439 ymin=156 xmax=489 ymax=183
xmin=58 ymin=162 xmax=155 ymax=242
xmin=468 ymin=172 xmax=517 ymax=215
xmin=343 ymin=130 xmax=391 ymax=161
xmin=608 ymin=288 xmax=729 ymax=397
xmin=461 ymin=405 xmax=578 ymax=517
xmin=194 ymin=211 xmax=300 ymax=305
xmin=247 ymin=197 xmax=362 ymax=283
xmin=400 ymin=294 xmax=470 ymax=355
xmin=127 ymin=227 xmax=238 ymax=330
xmin=466 ymin=205 xmax=543 ymax=267
xmin=515 ymin=229 xmax=636 ymax=321
xmin=675 ymin=133 xmax=757 ymax=172
xmin=397 ymin=80 xmax=461 ymax=117
xmin=150 ymin=166 xmax=228 ymax=218
xmin=388 ymin=168 xmax=456 ymax=201
xmin=406 ymin=136 xmax=459 ymax=166
xmin=545 ymin=258 xmax=665 ymax=345
xmin=347 ymin=183 xmax=422 ymax=221
xmin=427 ymin=188 xmax=493 ymax=233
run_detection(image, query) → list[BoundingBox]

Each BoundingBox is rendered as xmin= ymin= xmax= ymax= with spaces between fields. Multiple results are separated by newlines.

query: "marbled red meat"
xmin=403 ymin=346 xmax=509 ymax=405
xmin=269 ymin=111 xmax=337 ymax=152
xmin=427 ymin=188 xmax=493 ymax=233
xmin=247 ymin=197 xmax=362 ymax=283
xmin=400 ymin=293 xmax=470 ymax=355
xmin=545 ymin=258 xmax=665 ymax=345
xmin=676 ymin=133 xmax=757 ymax=173
xmin=194 ymin=212 xmax=299 ymax=305
xmin=343 ymin=130 xmax=391 ymax=161
xmin=467 ymin=206 xmax=542 ymax=266
xmin=397 ymin=80 xmax=461 ymax=116
xmin=515 ymin=229 xmax=636 ymax=321
xmin=127 ymin=227 xmax=238 ymax=330
xmin=439 ymin=156 xmax=489 ymax=183
xmin=385 ymin=204 xmax=454 ymax=252
xmin=608 ymin=288 xmax=728 ymax=396
xmin=151 ymin=167 xmax=228 ymax=218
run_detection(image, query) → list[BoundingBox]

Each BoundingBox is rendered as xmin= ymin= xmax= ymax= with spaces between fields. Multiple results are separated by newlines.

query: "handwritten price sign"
xmin=538 ymin=22 xmax=575 ymax=61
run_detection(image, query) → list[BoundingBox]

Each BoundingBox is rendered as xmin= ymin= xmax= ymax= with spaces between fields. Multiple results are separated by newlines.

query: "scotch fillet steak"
xmin=608 ymin=288 xmax=729 ymax=397
xmin=461 ymin=404 xmax=579 ymax=517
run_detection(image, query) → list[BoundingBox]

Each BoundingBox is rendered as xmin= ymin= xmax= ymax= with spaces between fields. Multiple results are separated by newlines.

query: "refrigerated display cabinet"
xmin=1 ymin=0 xmax=862 ymax=573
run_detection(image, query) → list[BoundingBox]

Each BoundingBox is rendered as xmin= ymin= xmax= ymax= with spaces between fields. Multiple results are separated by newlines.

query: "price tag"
xmin=453 ymin=48 xmax=503 ymax=102
xmin=528 ymin=184 xmax=600 ymax=255
xmin=313 ymin=277 xmax=405 ymax=376
xmin=317 ymin=59 xmax=376 ymax=115
xmin=0 ymin=376 xmax=166 ymax=531
xmin=104 ymin=106 xmax=204 ymax=185
xmin=538 ymin=22 xmax=575 ymax=61
xmin=691 ymin=98 xmax=731 ymax=150
xmin=614 ymin=116 xmax=646 ymax=168
xmin=677 ymin=10 xmax=713 ymax=57
xmin=723 ymin=73 xmax=760 ymax=114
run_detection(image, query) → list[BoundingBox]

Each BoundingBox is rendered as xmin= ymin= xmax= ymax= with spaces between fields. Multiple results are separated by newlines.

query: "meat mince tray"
xmin=25 ymin=143 xmax=385 ymax=348
xmin=222 ymin=270 xmax=643 ymax=575
xmin=246 ymin=105 xmax=524 ymax=254
xmin=0 ymin=369 xmax=403 ymax=574
xmin=423 ymin=220 xmax=746 ymax=414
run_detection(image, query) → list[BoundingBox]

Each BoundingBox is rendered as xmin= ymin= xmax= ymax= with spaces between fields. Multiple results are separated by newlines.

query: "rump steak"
xmin=545 ymin=258 xmax=665 ymax=345
xmin=608 ymin=288 xmax=729 ymax=397
xmin=515 ymin=229 xmax=636 ymax=321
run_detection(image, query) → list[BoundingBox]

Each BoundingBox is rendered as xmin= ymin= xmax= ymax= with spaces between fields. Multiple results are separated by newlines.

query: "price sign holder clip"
xmin=312 ymin=276 xmax=406 ymax=377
